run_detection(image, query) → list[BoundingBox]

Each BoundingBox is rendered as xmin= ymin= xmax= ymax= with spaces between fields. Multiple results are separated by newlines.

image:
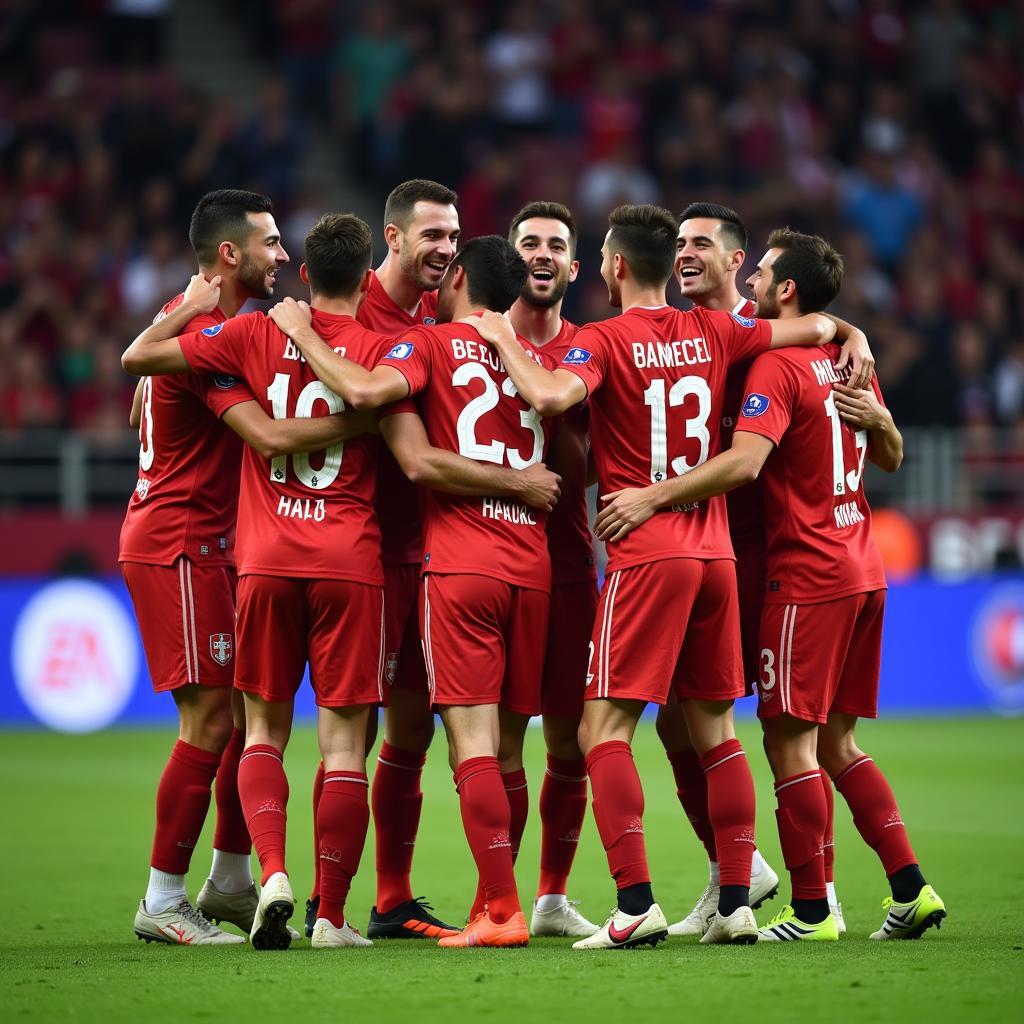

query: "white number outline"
xmin=823 ymin=392 xmax=868 ymax=496
xmin=643 ymin=376 xmax=713 ymax=483
xmin=266 ymin=373 xmax=344 ymax=490
xmin=138 ymin=377 xmax=155 ymax=472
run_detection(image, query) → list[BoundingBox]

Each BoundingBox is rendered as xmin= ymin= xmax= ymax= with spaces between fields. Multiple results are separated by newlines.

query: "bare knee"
xmin=385 ymin=693 xmax=435 ymax=753
xmin=817 ymin=731 xmax=863 ymax=779
xmin=655 ymin=699 xmax=691 ymax=753
xmin=177 ymin=688 xmax=234 ymax=753
xmin=542 ymin=714 xmax=582 ymax=762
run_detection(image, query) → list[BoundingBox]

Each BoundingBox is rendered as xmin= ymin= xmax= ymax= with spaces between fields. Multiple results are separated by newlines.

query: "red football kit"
xmin=358 ymin=271 xmax=438 ymax=698
xmin=379 ymin=319 xmax=554 ymax=712
xmin=119 ymin=293 xmax=253 ymax=692
xmin=537 ymin=318 xmax=598 ymax=719
xmin=178 ymin=310 xmax=389 ymax=707
xmin=736 ymin=341 xmax=888 ymax=723
xmin=560 ymin=304 xmax=772 ymax=705
xmin=721 ymin=296 xmax=767 ymax=690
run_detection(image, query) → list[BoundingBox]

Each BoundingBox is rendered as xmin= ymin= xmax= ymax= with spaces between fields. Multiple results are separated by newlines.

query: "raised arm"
xmin=823 ymin=313 xmax=874 ymax=390
xmin=222 ymin=402 xmax=377 ymax=461
xmin=594 ymin=432 xmax=775 ymax=542
xmin=122 ymin=274 xmax=222 ymax=375
xmin=832 ymin=383 xmax=903 ymax=472
xmin=268 ymin=297 xmax=409 ymax=409
xmin=380 ymin=411 xmax=561 ymax=511
xmin=473 ymin=312 xmax=587 ymax=416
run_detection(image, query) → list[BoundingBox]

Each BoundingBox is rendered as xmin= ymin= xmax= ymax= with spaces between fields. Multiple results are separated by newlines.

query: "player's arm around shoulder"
xmin=121 ymin=273 xmax=222 ymax=375
xmin=268 ymin=297 xmax=409 ymax=409
xmin=222 ymin=400 xmax=369 ymax=462
xmin=833 ymin=377 xmax=903 ymax=472
xmin=380 ymin=408 xmax=561 ymax=510
xmin=474 ymin=311 xmax=586 ymax=416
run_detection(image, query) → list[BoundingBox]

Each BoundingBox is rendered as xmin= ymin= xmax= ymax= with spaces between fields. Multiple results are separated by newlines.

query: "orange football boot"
xmin=437 ymin=909 xmax=529 ymax=948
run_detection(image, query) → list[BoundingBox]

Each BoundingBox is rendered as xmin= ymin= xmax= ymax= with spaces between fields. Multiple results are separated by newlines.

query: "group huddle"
xmin=118 ymin=181 xmax=945 ymax=952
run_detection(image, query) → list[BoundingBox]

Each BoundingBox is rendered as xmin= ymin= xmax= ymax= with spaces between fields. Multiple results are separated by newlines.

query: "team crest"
xmin=562 ymin=347 xmax=592 ymax=365
xmin=202 ymin=323 xmax=224 ymax=337
xmin=210 ymin=633 xmax=233 ymax=666
xmin=213 ymin=374 xmax=238 ymax=390
xmin=423 ymin=317 xmax=436 ymax=326
xmin=386 ymin=341 xmax=415 ymax=360
xmin=741 ymin=393 xmax=770 ymax=417
xmin=385 ymin=652 xmax=399 ymax=685
xmin=730 ymin=313 xmax=757 ymax=328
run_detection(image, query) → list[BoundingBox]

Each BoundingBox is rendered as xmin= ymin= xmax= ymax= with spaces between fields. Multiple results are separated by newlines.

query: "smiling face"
xmin=746 ymin=247 xmax=783 ymax=318
xmin=675 ymin=216 xmax=741 ymax=303
xmin=396 ymin=200 xmax=461 ymax=292
xmin=599 ymin=231 xmax=621 ymax=308
xmin=512 ymin=216 xmax=578 ymax=309
xmin=235 ymin=211 xmax=289 ymax=298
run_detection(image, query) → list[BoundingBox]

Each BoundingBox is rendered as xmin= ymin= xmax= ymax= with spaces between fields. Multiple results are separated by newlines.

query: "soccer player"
xmin=506 ymin=201 xmax=598 ymax=938
xmin=123 ymin=190 xmax=359 ymax=946
xmin=473 ymin=204 xmax=874 ymax=949
xmin=267 ymin=236 xmax=556 ymax=948
xmin=123 ymin=213 xmax=396 ymax=951
xmin=659 ymin=203 xmax=790 ymax=937
xmin=595 ymin=228 xmax=945 ymax=942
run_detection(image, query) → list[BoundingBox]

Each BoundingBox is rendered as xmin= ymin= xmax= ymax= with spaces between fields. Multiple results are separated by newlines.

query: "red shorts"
xmin=756 ymin=590 xmax=885 ymax=724
xmin=235 ymin=574 xmax=385 ymax=708
xmin=735 ymin=546 xmax=767 ymax=695
xmin=382 ymin=563 xmax=429 ymax=702
xmin=587 ymin=558 xmax=743 ymax=706
xmin=541 ymin=579 xmax=599 ymax=719
xmin=122 ymin=558 xmax=236 ymax=692
xmin=420 ymin=572 xmax=549 ymax=715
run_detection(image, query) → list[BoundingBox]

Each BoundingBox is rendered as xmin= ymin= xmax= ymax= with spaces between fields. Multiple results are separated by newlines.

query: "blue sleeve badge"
xmin=202 ymin=323 xmax=224 ymax=336
xmin=213 ymin=374 xmax=239 ymax=390
xmin=385 ymin=341 xmax=415 ymax=360
xmin=561 ymin=347 xmax=592 ymax=365
xmin=741 ymin=393 xmax=770 ymax=417
xmin=730 ymin=313 xmax=757 ymax=328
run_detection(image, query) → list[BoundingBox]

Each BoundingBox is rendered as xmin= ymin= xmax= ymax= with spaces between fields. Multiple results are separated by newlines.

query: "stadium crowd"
xmin=1 ymin=0 xmax=1023 ymax=438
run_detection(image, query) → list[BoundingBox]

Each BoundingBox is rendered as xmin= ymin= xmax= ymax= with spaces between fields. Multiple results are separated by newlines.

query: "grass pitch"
xmin=2 ymin=717 xmax=1022 ymax=1023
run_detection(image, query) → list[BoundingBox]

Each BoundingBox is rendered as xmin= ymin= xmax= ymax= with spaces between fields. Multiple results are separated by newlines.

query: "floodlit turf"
xmin=2 ymin=717 xmax=1022 ymax=1022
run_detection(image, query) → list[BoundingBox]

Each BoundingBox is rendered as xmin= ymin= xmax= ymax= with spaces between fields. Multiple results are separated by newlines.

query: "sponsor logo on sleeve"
xmin=213 ymin=374 xmax=238 ymax=389
xmin=561 ymin=347 xmax=592 ymax=365
xmin=741 ymin=393 xmax=770 ymax=417
xmin=201 ymin=323 xmax=224 ymax=337
xmin=730 ymin=313 xmax=757 ymax=328
xmin=385 ymin=341 xmax=414 ymax=360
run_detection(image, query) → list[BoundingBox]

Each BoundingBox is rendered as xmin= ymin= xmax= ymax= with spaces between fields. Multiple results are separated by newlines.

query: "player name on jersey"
xmin=631 ymin=336 xmax=712 ymax=369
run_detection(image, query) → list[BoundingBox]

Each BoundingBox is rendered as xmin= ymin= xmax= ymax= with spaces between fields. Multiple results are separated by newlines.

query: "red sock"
xmin=310 ymin=761 xmax=324 ymax=900
xmin=667 ymin=748 xmax=716 ymax=862
xmin=212 ymin=728 xmax=251 ymax=855
xmin=774 ymin=771 xmax=827 ymax=900
xmin=470 ymin=767 xmax=530 ymax=918
xmin=151 ymin=740 xmax=219 ymax=874
xmin=372 ymin=742 xmax=426 ymax=914
xmin=237 ymin=744 xmax=288 ymax=884
xmin=835 ymin=756 xmax=917 ymax=875
xmin=586 ymin=741 xmax=650 ymax=888
xmin=700 ymin=739 xmax=756 ymax=887
xmin=820 ymin=768 xmax=835 ymax=884
xmin=454 ymin=756 xmax=520 ymax=924
xmin=317 ymin=771 xmax=370 ymax=928
xmin=537 ymin=756 xmax=587 ymax=897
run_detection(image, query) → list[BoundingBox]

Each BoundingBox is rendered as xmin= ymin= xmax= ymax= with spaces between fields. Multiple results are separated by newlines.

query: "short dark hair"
xmin=303 ymin=213 xmax=373 ymax=297
xmin=765 ymin=227 xmax=844 ymax=313
xmin=450 ymin=235 xmax=527 ymax=312
xmin=679 ymin=202 xmax=747 ymax=252
xmin=509 ymin=201 xmax=578 ymax=256
xmin=188 ymin=189 xmax=274 ymax=266
xmin=607 ymin=205 xmax=677 ymax=286
xmin=384 ymin=179 xmax=458 ymax=231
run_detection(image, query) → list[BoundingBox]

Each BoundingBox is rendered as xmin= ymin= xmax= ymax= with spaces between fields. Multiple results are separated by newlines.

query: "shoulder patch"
xmin=202 ymin=323 xmax=224 ymax=337
xmin=422 ymin=317 xmax=436 ymax=326
xmin=741 ymin=393 xmax=770 ymax=417
xmin=730 ymin=313 xmax=757 ymax=328
xmin=561 ymin=347 xmax=592 ymax=365
xmin=213 ymin=374 xmax=239 ymax=390
xmin=385 ymin=341 xmax=415 ymax=360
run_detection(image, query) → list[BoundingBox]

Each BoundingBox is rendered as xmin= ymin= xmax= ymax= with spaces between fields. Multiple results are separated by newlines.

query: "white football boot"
xmin=572 ymin=903 xmax=668 ymax=950
xmin=531 ymin=897 xmax=599 ymax=938
xmin=249 ymin=871 xmax=294 ymax=951
xmin=134 ymin=898 xmax=245 ymax=945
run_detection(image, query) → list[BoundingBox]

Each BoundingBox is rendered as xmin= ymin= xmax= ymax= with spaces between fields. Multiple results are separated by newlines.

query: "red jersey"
xmin=378 ymin=321 xmax=554 ymax=592
xmin=721 ymin=297 xmax=765 ymax=555
xmin=179 ymin=310 xmax=388 ymax=583
xmin=561 ymin=304 xmax=771 ymax=573
xmin=539 ymin=318 xmax=596 ymax=585
xmin=358 ymin=271 xmax=439 ymax=565
xmin=119 ymin=294 xmax=254 ymax=567
xmin=735 ymin=342 xmax=887 ymax=604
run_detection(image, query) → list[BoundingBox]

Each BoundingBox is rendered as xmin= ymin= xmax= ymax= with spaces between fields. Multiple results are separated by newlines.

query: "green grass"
xmin=2 ymin=718 xmax=1022 ymax=1022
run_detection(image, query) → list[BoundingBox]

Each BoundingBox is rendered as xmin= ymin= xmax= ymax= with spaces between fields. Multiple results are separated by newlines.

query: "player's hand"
xmin=833 ymin=383 xmax=891 ymax=431
xmin=516 ymin=463 xmax=562 ymax=511
xmin=471 ymin=310 xmax=517 ymax=348
xmin=183 ymin=273 xmax=222 ymax=314
xmin=269 ymin=297 xmax=313 ymax=339
xmin=594 ymin=487 xmax=657 ymax=542
xmin=835 ymin=331 xmax=875 ymax=390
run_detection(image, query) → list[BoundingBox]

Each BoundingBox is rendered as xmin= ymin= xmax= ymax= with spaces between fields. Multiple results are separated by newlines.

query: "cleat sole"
xmin=618 ymin=928 xmax=667 ymax=950
xmin=904 ymin=909 xmax=947 ymax=941
xmin=251 ymin=902 xmax=294 ymax=951
xmin=750 ymin=885 xmax=778 ymax=911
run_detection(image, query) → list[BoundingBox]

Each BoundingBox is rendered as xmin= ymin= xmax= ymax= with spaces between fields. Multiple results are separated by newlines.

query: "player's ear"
xmin=360 ymin=268 xmax=373 ymax=294
xmin=384 ymin=223 xmax=402 ymax=253
xmin=614 ymin=252 xmax=626 ymax=280
xmin=727 ymin=247 xmax=746 ymax=272
xmin=218 ymin=240 xmax=239 ymax=268
xmin=779 ymin=278 xmax=797 ymax=303
xmin=568 ymin=259 xmax=580 ymax=284
xmin=450 ymin=264 xmax=466 ymax=291
xmin=299 ymin=263 xmax=310 ymax=285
